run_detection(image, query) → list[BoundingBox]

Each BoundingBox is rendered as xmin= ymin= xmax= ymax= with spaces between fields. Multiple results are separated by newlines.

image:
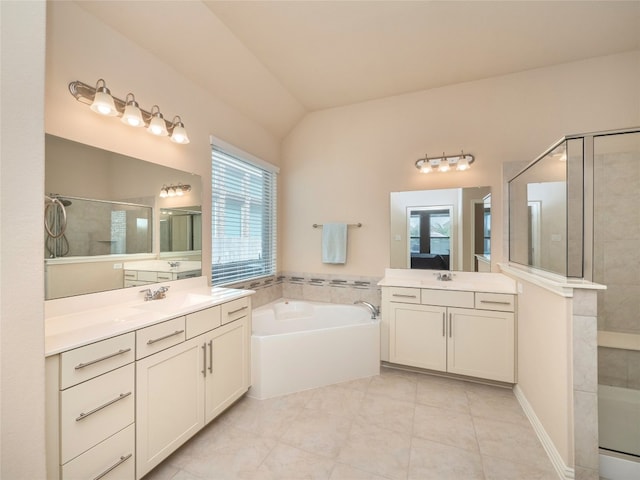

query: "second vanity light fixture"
xmin=69 ymin=79 xmax=190 ymax=144
xmin=159 ymin=184 xmax=192 ymax=198
xmin=415 ymin=151 xmax=475 ymax=173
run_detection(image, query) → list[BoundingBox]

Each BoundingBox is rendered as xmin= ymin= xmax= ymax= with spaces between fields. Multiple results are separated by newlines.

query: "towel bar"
xmin=313 ymin=223 xmax=362 ymax=228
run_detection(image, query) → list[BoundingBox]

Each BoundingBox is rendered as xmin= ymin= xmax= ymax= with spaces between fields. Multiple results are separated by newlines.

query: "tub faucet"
xmin=354 ymin=301 xmax=379 ymax=319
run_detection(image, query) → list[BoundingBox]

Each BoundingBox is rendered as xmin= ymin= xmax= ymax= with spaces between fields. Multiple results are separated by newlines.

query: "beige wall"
xmin=514 ymin=279 xmax=574 ymax=465
xmin=45 ymin=1 xmax=282 ymax=278
xmin=281 ymin=51 xmax=640 ymax=277
xmin=0 ymin=2 xmax=47 ymax=478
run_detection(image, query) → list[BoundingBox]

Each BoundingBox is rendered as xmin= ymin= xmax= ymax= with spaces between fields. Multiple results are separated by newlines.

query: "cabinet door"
xmin=136 ymin=336 xmax=205 ymax=479
xmin=204 ymin=317 xmax=250 ymax=424
xmin=389 ymin=303 xmax=447 ymax=371
xmin=447 ymin=308 xmax=515 ymax=383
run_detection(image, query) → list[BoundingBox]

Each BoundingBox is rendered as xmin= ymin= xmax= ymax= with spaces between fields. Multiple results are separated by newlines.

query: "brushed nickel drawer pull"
xmin=208 ymin=340 xmax=213 ymax=374
xmin=74 ymin=348 xmax=132 ymax=370
xmin=147 ymin=329 xmax=185 ymax=345
xmin=93 ymin=453 xmax=132 ymax=480
xmin=480 ymin=300 xmax=512 ymax=305
xmin=392 ymin=294 xmax=417 ymax=298
xmin=202 ymin=344 xmax=207 ymax=377
xmin=75 ymin=391 xmax=132 ymax=422
xmin=449 ymin=313 xmax=452 ymax=338
xmin=227 ymin=305 xmax=248 ymax=315
xmin=442 ymin=313 xmax=445 ymax=337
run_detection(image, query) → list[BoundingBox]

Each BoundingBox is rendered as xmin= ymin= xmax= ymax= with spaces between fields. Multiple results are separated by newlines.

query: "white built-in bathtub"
xmin=249 ymin=300 xmax=380 ymax=399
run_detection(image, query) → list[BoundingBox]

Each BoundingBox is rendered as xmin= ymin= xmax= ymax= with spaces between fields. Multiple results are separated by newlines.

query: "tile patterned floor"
xmin=143 ymin=368 xmax=558 ymax=480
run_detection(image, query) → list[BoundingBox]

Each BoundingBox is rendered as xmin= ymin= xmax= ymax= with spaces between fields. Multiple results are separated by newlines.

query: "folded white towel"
xmin=322 ymin=223 xmax=347 ymax=264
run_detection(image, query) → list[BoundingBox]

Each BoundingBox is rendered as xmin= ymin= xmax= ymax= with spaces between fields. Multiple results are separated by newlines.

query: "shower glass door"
xmin=594 ymin=130 xmax=640 ymax=458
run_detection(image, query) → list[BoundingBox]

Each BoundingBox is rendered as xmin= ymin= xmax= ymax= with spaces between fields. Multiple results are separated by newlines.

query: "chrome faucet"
xmin=354 ymin=301 xmax=380 ymax=319
xmin=140 ymin=286 xmax=170 ymax=301
xmin=436 ymin=272 xmax=453 ymax=281
xmin=168 ymin=261 xmax=180 ymax=268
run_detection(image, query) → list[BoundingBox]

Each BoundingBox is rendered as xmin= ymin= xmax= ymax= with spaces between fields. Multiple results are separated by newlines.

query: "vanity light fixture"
xmin=69 ymin=79 xmax=190 ymax=144
xmin=415 ymin=151 xmax=475 ymax=174
xmin=159 ymin=183 xmax=192 ymax=198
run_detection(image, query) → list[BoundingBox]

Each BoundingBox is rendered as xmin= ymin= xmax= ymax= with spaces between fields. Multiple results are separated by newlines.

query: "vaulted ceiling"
xmin=77 ymin=1 xmax=640 ymax=139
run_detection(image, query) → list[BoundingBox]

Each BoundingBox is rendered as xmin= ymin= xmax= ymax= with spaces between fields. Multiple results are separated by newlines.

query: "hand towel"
xmin=322 ymin=223 xmax=347 ymax=264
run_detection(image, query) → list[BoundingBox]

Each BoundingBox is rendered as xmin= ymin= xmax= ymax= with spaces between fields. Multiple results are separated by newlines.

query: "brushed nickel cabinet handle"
xmin=449 ymin=313 xmax=452 ymax=338
xmin=392 ymin=294 xmax=417 ymax=299
xmin=228 ymin=305 xmax=248 ymax=315
xmin=75 ymin=392 xmax=132 ymax=422
xmin=208 ymin=340 xmax=213 ymax=374
xmin=74 ymin=348 xmax=132 ymax=370
xmin=202 ymin=344 xmax=207 ymax=377
xmin=442 ymin=313 xmax=445 ymax=337
xmin=93 ymin=453 xmax=132 ymax=480
xmin=480 ymin=300 xmax=512 ymax=305
xmin=146 ymin=329 xmax=184 ymax=345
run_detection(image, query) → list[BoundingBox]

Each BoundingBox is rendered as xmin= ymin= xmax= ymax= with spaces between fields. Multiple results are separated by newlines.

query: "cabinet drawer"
xmin=61 ymin=424 xmax=134 ymax=480
xmin=137 ymin=271 xmax=158 ymax=282
xmin=60 ymin=333 xmax=135 ymax=390
xmin=123 ymin=271 xmax=137 ymax=280
xmin=186 ymin=306 xmax=221 ymax=339
xmin=136 ymin=317 xmax=186 ymax=359
xmin=421 ymin=289 xmax=474 ymax=308
xmin=388 ymin=287 xmax=421 ymax=304
xmin=156 ymin=272 xmax=175 ymax=282
xmin=475 ymin=293 xmax=515 ymax=312
xmin=221 ymin=297 xmax=250 ymax=325
xmin=60 ymin=364 xmax=134 ymax=464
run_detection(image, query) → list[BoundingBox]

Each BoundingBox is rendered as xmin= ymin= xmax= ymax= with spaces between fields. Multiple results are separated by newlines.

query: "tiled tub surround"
xmin=225 ymin=272 xmax=382 ymax=309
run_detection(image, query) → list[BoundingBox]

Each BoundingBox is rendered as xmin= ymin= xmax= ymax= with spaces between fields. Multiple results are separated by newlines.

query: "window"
xmin=211 ymin=144 xmax=277 ymax=285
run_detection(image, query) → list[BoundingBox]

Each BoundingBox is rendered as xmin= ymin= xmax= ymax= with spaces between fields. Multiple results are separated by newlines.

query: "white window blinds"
xmin=211 ymin=145 xmax=277 ymax=286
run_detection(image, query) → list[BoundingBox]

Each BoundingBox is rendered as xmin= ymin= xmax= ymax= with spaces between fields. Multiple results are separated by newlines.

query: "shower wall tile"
xmin=626 ymin=350 xmax=640 ymax=390
xmin=573 ymin=290 xmax=598 ymax=316
xmin=573 ymin=391 xmax=599 ymax=471
xmin=598 ymin=347 xmax=628 ymax=387
xmin=573 ymin=315 xmax=598 ymax=393
xmin=602 ymin=285 xmax=640 ymax=334
xmin=603 ymin=241 xmax=640 ymax=284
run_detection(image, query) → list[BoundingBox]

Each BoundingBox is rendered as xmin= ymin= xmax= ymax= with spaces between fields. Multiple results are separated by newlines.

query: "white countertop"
xmin=378 ymin=268 xmax=517 ymax=294
xmin=45 ymin=277 xmax=253 ymax=356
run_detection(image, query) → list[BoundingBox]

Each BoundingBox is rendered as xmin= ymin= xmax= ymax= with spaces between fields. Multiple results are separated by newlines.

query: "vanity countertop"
xmin=378 ymin=268 xmax=517 ymax=294
xmin=45 ymin=277 xmax=253 ymax=356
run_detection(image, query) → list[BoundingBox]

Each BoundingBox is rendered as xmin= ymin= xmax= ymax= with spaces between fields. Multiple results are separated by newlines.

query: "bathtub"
xmin=249 ymin=300 xmax=380 ymax=399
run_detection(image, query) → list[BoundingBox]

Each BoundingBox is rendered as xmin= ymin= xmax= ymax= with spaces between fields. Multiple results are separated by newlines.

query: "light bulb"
xmin=159 ymin=185 xmax=168 ymax=198
xmin=90 ymin=79 xmax=118 ymax=116
xmin=170 ymin=116 xmax=190 ymax=144
xmin=439 ymin=160 xmax=450 ymax=173
xmin=167 ymin=186 xmax=176 ymax=197
xmin=121 ymin=93 xmax=144 ymax=127
xmin=147 ymin=105 xmax=168 ymax=136
xmin=456 ymin=157 xmax=470 ymax=171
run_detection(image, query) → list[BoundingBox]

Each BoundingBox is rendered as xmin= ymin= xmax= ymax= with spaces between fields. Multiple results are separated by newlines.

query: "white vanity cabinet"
xmin=46 ymin=285 xmax=253 ymax=480
xmin=136 ymin=299 xmax=251 ymax=479
xmin=383 ymin=284 xmax=516 ymax=383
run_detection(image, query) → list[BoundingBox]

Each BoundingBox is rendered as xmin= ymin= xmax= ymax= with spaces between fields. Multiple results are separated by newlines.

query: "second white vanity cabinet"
xmin=382 ymin=277 xmax=516 ymax=383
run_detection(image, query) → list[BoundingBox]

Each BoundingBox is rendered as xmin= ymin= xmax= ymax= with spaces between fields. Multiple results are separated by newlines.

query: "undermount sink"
xmin=134 ymin=293 xmax=214 ymax=312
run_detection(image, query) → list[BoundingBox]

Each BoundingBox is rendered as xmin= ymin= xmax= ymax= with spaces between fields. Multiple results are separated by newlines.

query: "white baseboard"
xmin=513 ymin=384 xmax=574 ymax=480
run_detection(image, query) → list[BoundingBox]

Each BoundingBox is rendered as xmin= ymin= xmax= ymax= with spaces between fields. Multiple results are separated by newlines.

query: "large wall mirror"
xmin=390 ymin=187 xmax=491 ymax=272
xmin=45 ymin=134 xmax=202 ymax=300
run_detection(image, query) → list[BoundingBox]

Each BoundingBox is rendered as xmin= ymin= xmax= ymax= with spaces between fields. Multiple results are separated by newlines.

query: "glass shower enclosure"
xmin=508 ymin=126 xmax=640 ymax=469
